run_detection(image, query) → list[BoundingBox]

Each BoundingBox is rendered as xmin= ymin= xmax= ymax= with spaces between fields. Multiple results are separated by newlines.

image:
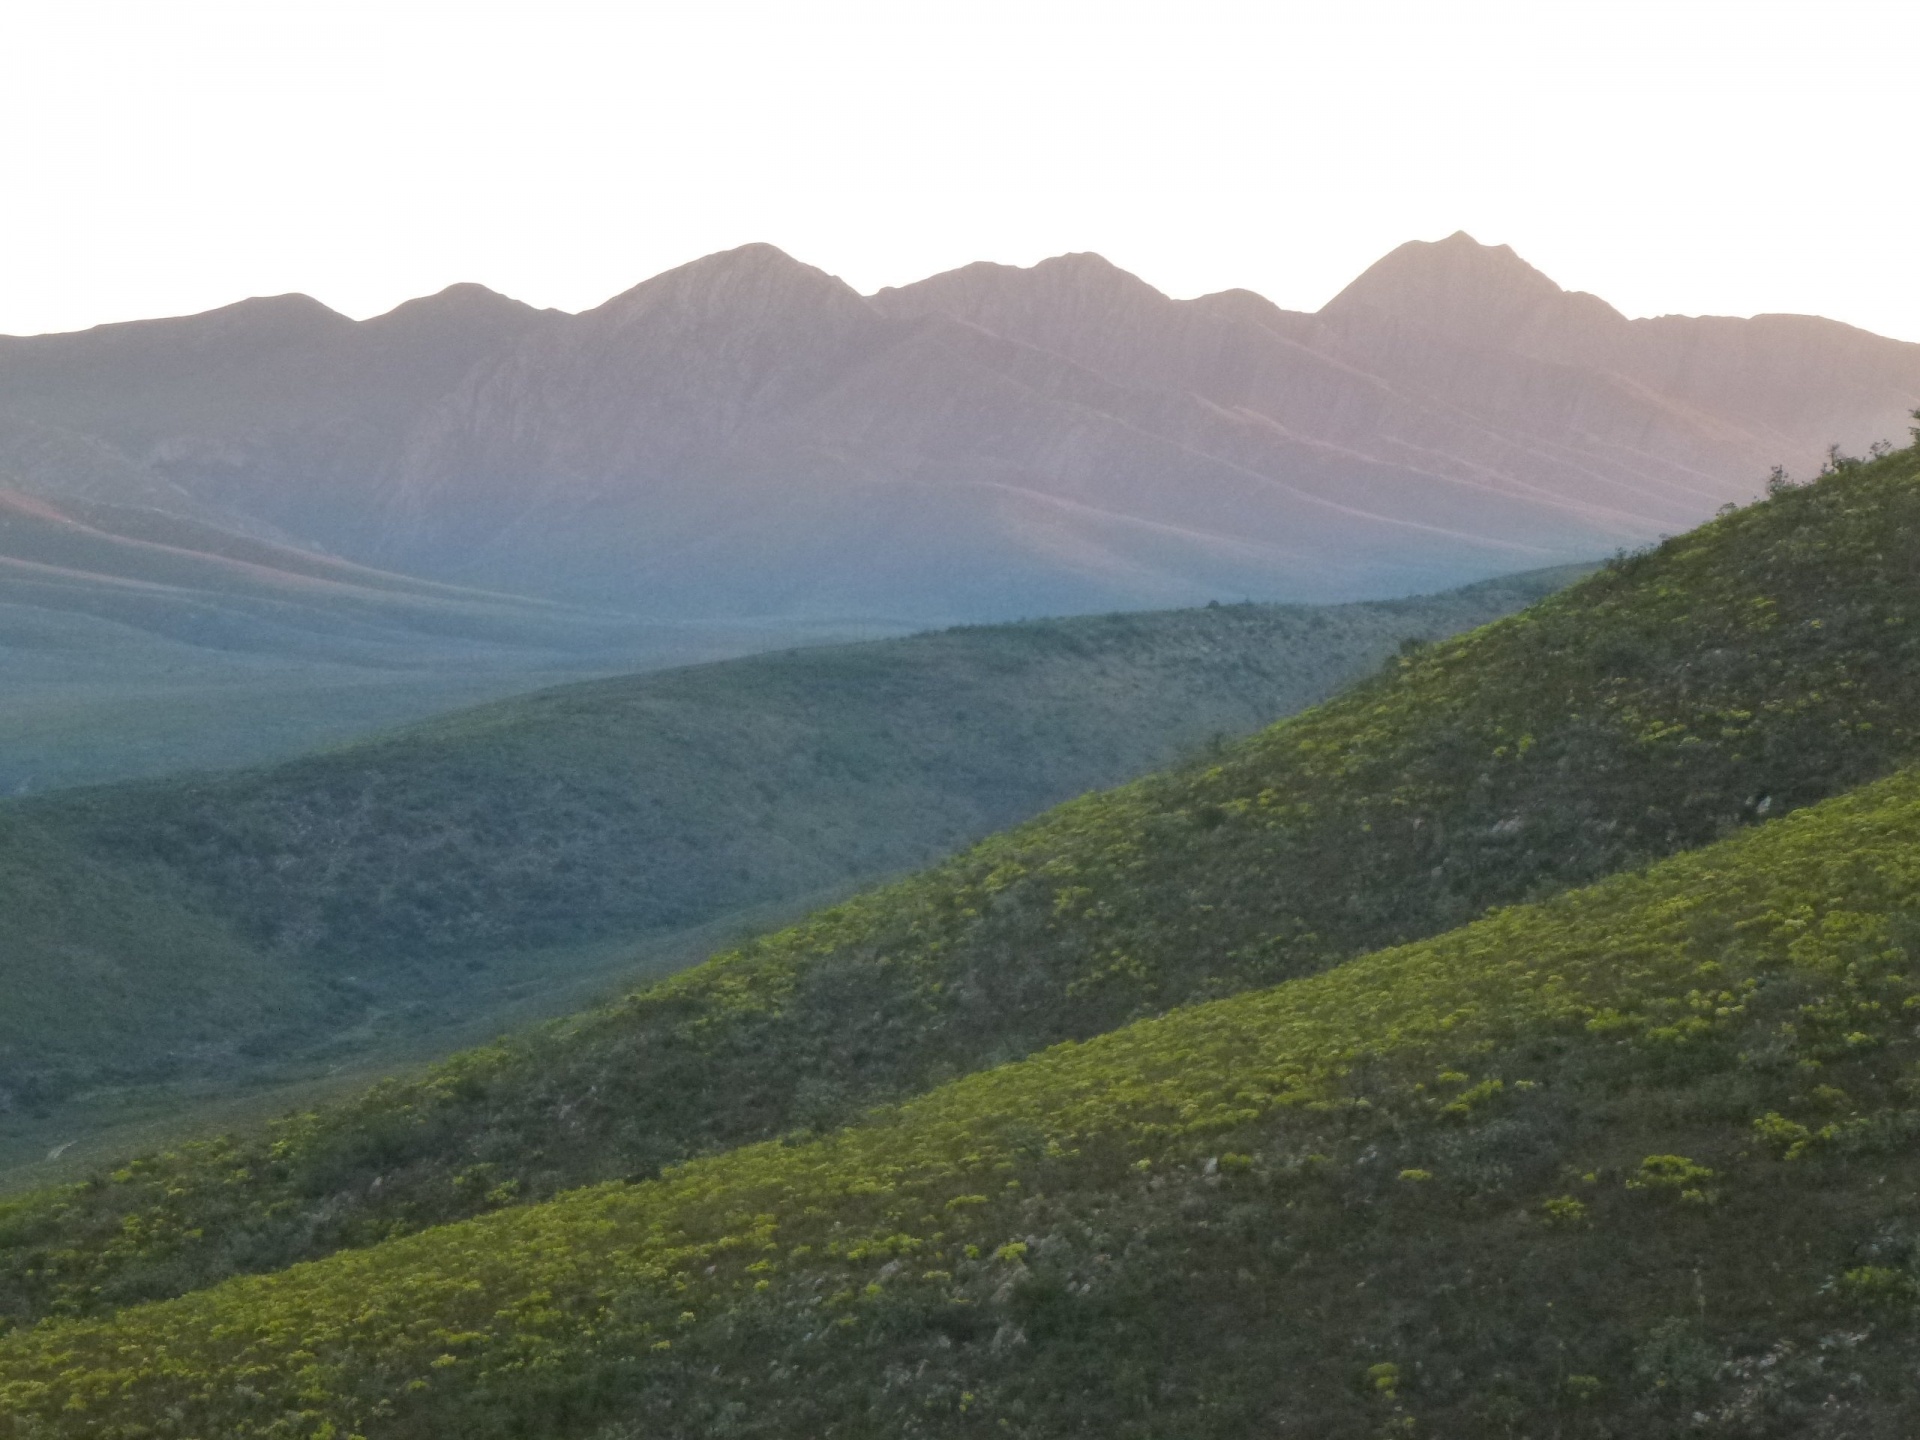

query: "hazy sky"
xmin=4 ymin=0 xmax=1916 ymax=339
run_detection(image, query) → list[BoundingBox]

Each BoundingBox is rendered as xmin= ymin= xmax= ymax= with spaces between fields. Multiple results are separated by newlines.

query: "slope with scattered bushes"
xmin=10 ymin=748 xmax=1920 ymax=1435
xmin=5 ymin=442 xmax=1917 ymax=1326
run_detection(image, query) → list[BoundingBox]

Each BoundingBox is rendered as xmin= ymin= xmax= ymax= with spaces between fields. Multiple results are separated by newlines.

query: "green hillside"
xmin=9 ymin=739 xmax=1920 ymax=1436
xmin=3 ymin=441 xmax=1916 ymax=1334
xmin=0 ymin=574 xmax=1558 ymax=1165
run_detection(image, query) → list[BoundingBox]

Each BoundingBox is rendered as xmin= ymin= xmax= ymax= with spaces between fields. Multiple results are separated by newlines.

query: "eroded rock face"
xmin=2 ymin=235 xmax=1914 ymax=625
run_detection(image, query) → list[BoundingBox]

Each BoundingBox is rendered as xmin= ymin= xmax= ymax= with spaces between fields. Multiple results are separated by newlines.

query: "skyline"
xmin=4 ymin=0 xmax=1917 ymax=341
xmin=13 ymin=228 xmax=1917 ymax=344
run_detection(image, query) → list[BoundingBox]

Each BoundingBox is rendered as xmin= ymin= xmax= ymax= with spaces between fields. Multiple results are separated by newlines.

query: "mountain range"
xmin=5 ymin=233 xmax=1914 ymax=627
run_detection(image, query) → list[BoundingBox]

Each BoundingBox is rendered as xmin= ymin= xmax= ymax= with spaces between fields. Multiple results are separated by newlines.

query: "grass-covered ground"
xmin=9 ymin=739 xmax=1920 ymax=1436
xmin=3 ymin=442 xmax=1917 ymax=1339
xmin=0 ymin=574 xmax=1556 ymax=1168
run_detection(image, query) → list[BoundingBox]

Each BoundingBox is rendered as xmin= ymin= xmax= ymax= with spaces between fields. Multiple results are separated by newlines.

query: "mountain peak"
xmin=1326 ymin=232 xmax=1567 ymax=314
xmin=371 ymin=283 xmax=534 ymax=318
xmin=587 ymin=243 xmax=869 ymax=328
xmin=362 ymin=283 xmax=547 ymax=333
xmin=1029 ymin=250 xmax=1143 ymax=281
xmin=3 ymin=292 xmax=352 ymax=354
xmin=704 ymin=240 xmax=805 ymax=267
xmin=166 ymin=292 xmax=353 ymax=339
xmin=651 ymin=242 xmax=818 ymax=287
xmin=1321 ymin=232 xmax=1624 ymax=345
xmin=869 ymin=251 xmax=1166 ymax=330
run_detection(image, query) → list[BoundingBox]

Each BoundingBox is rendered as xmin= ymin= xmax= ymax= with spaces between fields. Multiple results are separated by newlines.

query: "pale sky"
xmin=3 ymin=0 xmax=1916 ymax=340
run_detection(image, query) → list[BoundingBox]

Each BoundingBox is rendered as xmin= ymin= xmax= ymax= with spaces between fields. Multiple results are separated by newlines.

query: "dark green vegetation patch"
xmin=0 ymin=575 xmax=1560 ymax=1161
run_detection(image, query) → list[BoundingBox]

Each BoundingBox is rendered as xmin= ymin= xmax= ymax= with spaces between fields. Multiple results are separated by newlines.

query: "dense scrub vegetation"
xmin=3 ymin=445 xmax=1917 ymax=1329
xmin=11 ymin=757 xmax=1920 ymax=1435
xmin=2 ymin=578 xmax=1548 ymax=1138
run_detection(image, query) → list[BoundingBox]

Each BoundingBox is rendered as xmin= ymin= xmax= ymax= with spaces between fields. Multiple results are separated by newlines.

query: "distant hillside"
xmin=6 ymin=448 xmax=1920 ymax=1437
xmin=2 ymin=235 xmax=1913 ymax=625
xmin=0 ymin=568 xmax=1566 ymax=1166
xmin=4 ymin=439 xmax=1915 ymax=1338
xmin=0 ymin=487 xmax=843 ymax=792
xmin=0 ymin=484 xmax=587 ymax=655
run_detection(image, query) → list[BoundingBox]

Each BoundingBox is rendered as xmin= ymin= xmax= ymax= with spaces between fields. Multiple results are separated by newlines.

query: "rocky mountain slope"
xmin=5 ymin=235 xmax=1912 ymax=625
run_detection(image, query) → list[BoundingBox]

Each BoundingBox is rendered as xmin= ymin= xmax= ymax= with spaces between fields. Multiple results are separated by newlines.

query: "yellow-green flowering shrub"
xmin=9 ymin=755 xmax=1920 ymax=1435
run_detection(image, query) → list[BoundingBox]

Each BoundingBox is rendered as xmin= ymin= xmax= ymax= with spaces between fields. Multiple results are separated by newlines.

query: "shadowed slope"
xmin=0 ymin=571 xmax=1568 ymax=1168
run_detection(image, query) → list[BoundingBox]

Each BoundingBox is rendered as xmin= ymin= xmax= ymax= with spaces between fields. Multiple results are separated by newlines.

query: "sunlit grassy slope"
xmin=4 ymin=444 xmax=1918 ymax=1334
xmin=10 ymin=746 xmax=1920 ymax=1436
xmin=0 ymin=574 xmax=1559 ymax=1152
